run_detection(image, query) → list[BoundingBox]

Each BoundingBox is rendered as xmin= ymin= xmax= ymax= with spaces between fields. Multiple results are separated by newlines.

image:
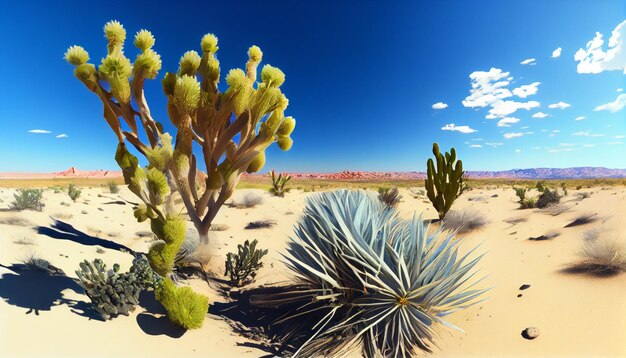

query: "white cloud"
xmin=574 ymin=20 xmax=626 ymax=74
xmin=594 ymin=93 xmax=626 ymax=113
xmin=497 ymin=117 xmax=520 ymax=127
xmin=470 ymin=144 xmax=483 ymax=148
xmin=548 ymin=147 xmax=576 ymax=153
xmin=462 ymin=68 xmax=512 ymax=108
xmin=432 ymin=102 xmax=448 ymax=110
xmin=608 ymin=141 xmax=624 ymax=145
xmin=56 ymin=134 xmax=68 ymax=138
xmin=551 ymin=47 xmax=562 ymax=58
xmin=515 ymin=149 xmax=521 ymax=153
xmin=617 ymin=88 xmax=623 ymax=92
xmin=503 ymin=132 xmax=524 ymax=139
xmin=441 ymin=123 xmax=477 ymax=134
xmin=575 ymin=116 xmax=586 ymax=121
xmin=615 ymin=135 xmax=625 ymax=138
xmin=485 ymin=142 xmax=503 ymax=147
xmin=488 ymin=100 xmax=540 ymax=117
xmin=512 ymin=82 xmax=541 ymax=98
xmin=28 ymin=129 xmax=51 ymax=134
xmin=583 ymin=144 xmax=596 ymax=147
xmin=560 ymin=143 xmax=575 ymax=147
xmin=572 ymin=130 xmax=605 ymax=137
xmin=532 ymin=112 xmax=549 ymax=119
xmin=548 ymin=101 xmax=571 ymax=109
xmin=520 ymin=58 xmax=536 ymax=65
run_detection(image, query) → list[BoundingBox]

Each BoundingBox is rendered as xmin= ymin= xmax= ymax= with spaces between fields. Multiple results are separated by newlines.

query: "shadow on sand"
xmin=209 ymin=285 xmax=331 ymax=357
xmin=37 ymin=218 xmax=134 ymax=254
xmin=0 ymin=263 xmax=101 ymax=320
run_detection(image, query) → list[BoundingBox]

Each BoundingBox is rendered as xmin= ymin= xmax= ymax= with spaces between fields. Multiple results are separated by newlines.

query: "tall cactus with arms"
xmin=64 ymin=20 xmax=295 ymax=245
xmin=425 ymin=143 xmax=463 ymax=220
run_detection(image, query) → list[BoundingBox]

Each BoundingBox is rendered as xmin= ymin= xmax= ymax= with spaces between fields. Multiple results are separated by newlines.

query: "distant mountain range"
xmin=1 ymin=166 xmax=625 ymax=180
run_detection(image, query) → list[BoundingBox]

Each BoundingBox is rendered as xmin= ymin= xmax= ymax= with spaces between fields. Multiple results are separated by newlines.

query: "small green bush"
xmin=513 ymin=187 xmax=526 ymax=202
xmin=68 ymin=184 xmax=81 ymax=202
xmin=108 ymin=181 xmax=120 ymax=194
xmin=11 ymin=189 xmax=45 ymax=211
xmin=225 ymin=239 xmax=268 ymax=286
xmin=536 ymin=188 xmax=560 ymax=208
xmin=535 ymin=180 xmax=546 ymax=192
xmin=155 ymin=278 xmax=209 ymax=330
xmin=521 ymin=197 xmax=537 ymax=209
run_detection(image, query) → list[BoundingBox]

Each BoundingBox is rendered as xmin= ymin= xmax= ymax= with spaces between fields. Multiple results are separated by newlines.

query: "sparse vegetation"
xmin=377 ymin=186 xmax=402 ymax=207
xmin=577 ymin=192 xmax=592 ymax=200
xmin=443 ymin=207 xmax=488 ymax=233
xmin=107 ymin=181 xmax=120 ymax=194
xmin=245 ymin=220 xmax=276 ymax=230
xmin=268 ymin=170 xmax=291 ymax=197
xmin=21 ymin=253 xmax=54 ymax=273
xmin=521 ymin=197 xmax=537 ymax=209
xmin=68 ymin=184 xmax=81 ymax=202
xmin=10 ymin=189 xmax=45 ymax=211
xmin=536 ymin=188 xmax=560 ymax=208
xmin=540 ymin=203 xmax=571 ymax=216
xmin=232 ymin=192 xmax=265 ymax=208
xmin=535 ymin=180 xmax=546 ymax=192
xmin=565 ymin=236 xmax=626 ymax=277
xmin=225 ymin=239 xmax=268 ymax=286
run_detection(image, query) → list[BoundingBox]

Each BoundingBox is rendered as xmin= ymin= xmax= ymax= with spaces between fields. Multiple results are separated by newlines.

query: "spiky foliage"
xmin=155 ymin=277 xmax=209 ymax=329
xmin=269 ymin=170 xmax=291 ymax=197
xmin=76 ymin=255 xmax=158 ymax=320
xmin=68 ymin=184 xmax=81 ymax=202
xmin=108 ymin=181 xmax=120 ymax=194
xmin=566 ymin=235 xmax=626 ymax=277
xmin=64 ymin=21 xmax=295 ymax=245
xmin=11 ymin=189 xmax=45 ymax=211
xmin=535 ymin=180 xmax=547 ymax=192
xmin=536 ymin=188 xmax=560 ymax=208
xmin=425 ymin=143 xmax=463 ymax=220
xmin=443 ymin=208 xmax=488 ymax=233
xmin=513 ymin=187 xmax=526 ymax=202
xmin=378 ymin=187 xmax=402 ymax=207
xmin=258 ymin=190 xmax=486 ymax=357
xmin=225 ymin=239 xmax=268 ymax=286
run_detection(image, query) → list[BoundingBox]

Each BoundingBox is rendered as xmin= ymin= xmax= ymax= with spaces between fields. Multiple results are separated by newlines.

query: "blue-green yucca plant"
xmin=272 ymin=189 xmax=487 ymax=357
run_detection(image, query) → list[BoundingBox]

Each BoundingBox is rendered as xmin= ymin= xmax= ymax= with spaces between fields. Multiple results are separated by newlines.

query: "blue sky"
xmin=0 ymin=1 xmax=624 ymax=172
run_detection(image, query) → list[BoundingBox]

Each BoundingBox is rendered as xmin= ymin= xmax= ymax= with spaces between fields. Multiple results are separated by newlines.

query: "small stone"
xmin=491 ymin=194 xmax=498 ymax=197
xmin=519 ymin=284 xmax=531 ymax=290
xmin=522 ymin=327 xmax=540 ymax=340
xmin=517 ymin=294 xmax=522 ymax=298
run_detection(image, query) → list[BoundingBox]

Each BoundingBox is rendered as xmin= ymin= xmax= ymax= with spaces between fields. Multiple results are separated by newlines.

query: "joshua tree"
xmin=64 ymin=21 xmax=295 ymax=245
xmin=425 ymin=143 xmax=463 ymax=220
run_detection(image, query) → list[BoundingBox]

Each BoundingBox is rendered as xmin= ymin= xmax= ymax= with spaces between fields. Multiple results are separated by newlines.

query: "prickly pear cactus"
xmin=425 ymin=143 xmax=464 ymax=220
xmin=76 ymin=255 xmax=157 ymax=320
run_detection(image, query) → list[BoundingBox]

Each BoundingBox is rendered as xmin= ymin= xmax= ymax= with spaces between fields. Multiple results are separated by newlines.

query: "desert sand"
xmin=1 ymin=185 xmax=625 ymax=357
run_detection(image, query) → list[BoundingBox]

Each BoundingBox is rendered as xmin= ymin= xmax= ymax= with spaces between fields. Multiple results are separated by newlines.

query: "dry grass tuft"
xmin=210 ymin=223 xmax=230 ymax=231
xmin=564 ymin=236 xmax=626 ymax=277
xmin=245 ymin=220 xmax=276 ymax=230
xmin=539 ymin=204 xmax=571 ymax=216
xmin=0 ymin=216 xmax=33 ymax=227
xmin=13 ymin=238 xmax=35 ymax=245
xmin=231 ymin=192 xmax=265 ymax=208
xmin=504 ymin=216 xmax=528 ymax=226
xmin=442 ymin=208 xmax=488 ymax=233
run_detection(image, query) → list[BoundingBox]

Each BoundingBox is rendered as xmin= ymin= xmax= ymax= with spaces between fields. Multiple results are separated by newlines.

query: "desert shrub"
xmin=560 ymin=182 xmax=568 ymax=196
xmin=425 ymin=143 xmax=464 ymax=220
xmin=521 ymin=197 xmax=537 ymax=209
xmin=108 ymin=181 xmax=120 ymax=194
xmin=536 ymin=188 xmax=560 ymax=208
xmin=256 ymin=189 xmax=486 ymax=356
xmin=443 ymin=208 xmax=488 ymax=233
xmin=233 ymin=192 xmax=265 ymax=208
xmin=68 ymin=184 xmax=81 ymax=202
xmin=268 ymin=170 xmax=291 ymax=197
xmin=535 ymin=180 xmax=546 ymax=192
xmin=566 ymin=236 xmax=626 ymax=277
xmin=377 ymin=187 xmax=402 ymax=207
xmin=513 ymin=187 xmax=526 ymax=202
xmin=225 ymin=239 xmax=268 ymax=286
xmin=577 ymin=192 xmax=591 ymax=200
xmin=11 ymin=189 xmax=45 ymax=211
xmin=76 ymin=255 xmax=157 ymax=320
xmin=409 ymin=187 xmax=425 ymax=198
xmin=21 ymin=253 xmax=52 ymax=272
xmin=155 ymin=278 xmax=209 ymax=329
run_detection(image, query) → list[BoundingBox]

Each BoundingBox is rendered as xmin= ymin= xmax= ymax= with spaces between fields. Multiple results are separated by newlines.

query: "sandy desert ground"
xmin=1 ymin=184 xmax=625 ymax=357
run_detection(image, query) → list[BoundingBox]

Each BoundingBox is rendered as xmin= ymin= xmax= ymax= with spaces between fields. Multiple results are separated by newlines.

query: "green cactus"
xmin=425 ymin=143 xmax=463 ymax=220
xmin=154 ymin=277 xmax=209 ymax=330
xmin=76 ymin=255 xmax=158 ymax=320
xmin=224 ymin=239 xmax=268 ymax=286
xmin=268 ymin=170 xmax=291 ymax=197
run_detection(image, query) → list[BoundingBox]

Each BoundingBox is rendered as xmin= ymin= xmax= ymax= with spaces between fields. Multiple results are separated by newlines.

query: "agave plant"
xmin=269 ymin=170 xmax=292 ymax=197
xmin=258 ymin=189 xmax=487 ymax=357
